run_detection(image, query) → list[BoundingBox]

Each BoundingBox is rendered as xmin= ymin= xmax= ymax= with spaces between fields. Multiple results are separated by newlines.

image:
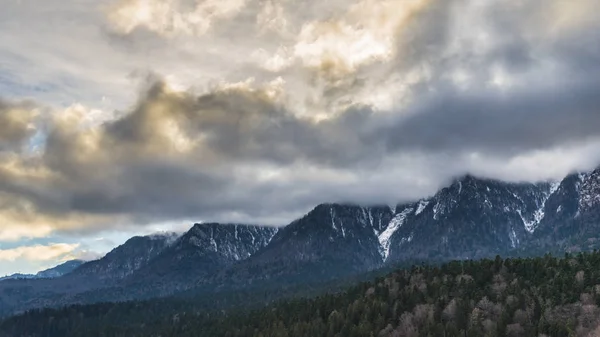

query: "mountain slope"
xmin=531 ymin=168 xmax=600 ymax=250
xmin=124 ymin=223 xmax=278 ymax=292
xmin=385 ymin=176 xmax=553 ymax=262
xmin=213 ymin=204 xmax=393 ymax=286
xmin=69 ymin=233 xmax=179 ymax=284
xmin=203 ymin=169 xmax=600 ymax=289
xmin=36 ymin=260 xmax=85 ymax=279
xmin=39 ymin=224 xmax=279 ymax=305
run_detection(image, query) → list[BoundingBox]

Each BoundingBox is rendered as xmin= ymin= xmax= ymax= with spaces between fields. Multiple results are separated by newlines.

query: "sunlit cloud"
xmin=108 ymin=0 xmax=247 ymax=36
xmin=293 ymin=0 xmax=428 ymax=74
xmin=0 ymin=243 xmax=80 ymax=262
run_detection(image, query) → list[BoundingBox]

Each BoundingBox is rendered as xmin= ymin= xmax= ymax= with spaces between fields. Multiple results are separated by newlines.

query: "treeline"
xmin=3 ymin=252 xmax=600 ymax=336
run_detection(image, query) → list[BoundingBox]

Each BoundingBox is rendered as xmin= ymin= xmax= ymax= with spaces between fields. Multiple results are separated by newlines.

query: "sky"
xmin=0 ymin=0 xmax=599 ymax=275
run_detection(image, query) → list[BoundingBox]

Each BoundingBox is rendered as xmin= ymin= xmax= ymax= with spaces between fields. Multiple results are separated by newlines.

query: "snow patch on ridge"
xmin=378 ymin=207 xmax=413 ymax=261
xmin=517 ymin=210 xmax=537 ymax=234
xmin=399 ymin=234 xmax=413 ymax=246
xmin=433 ymin=202 xmax=442 ymax=220
xmin=509 ymin=228 xmax=519 ymax=248
xmin=550 ymin=181 xmax=561 ymax=194
xmin=518 ymin=181 xmax=561 ymax=233
xmin=330 ymin=208 xmax=337 ymax=231
xmin=578 ymin=171 xmax=600 ymax=212
xmin=210 ymin=227 xmax=218 ymax=252
xmin=330 ymin=207 xmax=345 ymax=238
xmin=415 ymin=200 xmax=429 ymax=215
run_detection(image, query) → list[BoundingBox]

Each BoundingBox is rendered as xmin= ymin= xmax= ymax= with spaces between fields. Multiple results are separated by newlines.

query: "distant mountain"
xmin=0 ymin=233 xmax=180 ymax=316
xmin=0 ymin=225 xmax=278 ymax=309
xmin=0 ymin=260 xmax=85 ymax=282
xmin=0 ymin=273 xmax=36 ymax=282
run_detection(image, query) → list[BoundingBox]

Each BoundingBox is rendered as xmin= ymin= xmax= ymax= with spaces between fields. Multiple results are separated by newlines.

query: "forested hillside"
xmin=3 ymin=252 xmax=600 ymax=337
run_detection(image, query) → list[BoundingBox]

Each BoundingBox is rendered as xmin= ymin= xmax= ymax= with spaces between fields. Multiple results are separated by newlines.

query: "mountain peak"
xmin=189 ymin=222 xmax=264 ymax=231
xmin=124 ymin=222 xmax=279 ymax=290
xmin=454 ymin=173 xmax=504 ymax=189
xmin=180 ymin=222 xmax=278 ymax=254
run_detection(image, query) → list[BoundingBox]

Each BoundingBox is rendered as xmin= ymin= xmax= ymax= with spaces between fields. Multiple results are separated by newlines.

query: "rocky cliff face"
xmin=125 ymin=223 xmax=278 ymax=289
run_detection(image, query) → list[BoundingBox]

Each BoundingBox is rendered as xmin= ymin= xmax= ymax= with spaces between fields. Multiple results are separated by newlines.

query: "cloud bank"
xmin=0 ymin=0 xmax=599 ymax=245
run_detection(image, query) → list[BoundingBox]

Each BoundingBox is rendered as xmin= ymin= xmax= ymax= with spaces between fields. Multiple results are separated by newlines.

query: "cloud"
xmin=107 ymin=0 xmax=248 ymax=37
xmin=385 ymin=78 xmax=600 ymax=156
xmin=0 ymin=242 xmax=94 ymax=275
xmin=0 ymin=82 xmax=385 ymax=234
xmin=0 ymin=243 xmax=79 ymax=262
xmin=0 ymin=0 xmax=599 ymax=244
xmin=0 ymin=100 xmax=39 ymax=152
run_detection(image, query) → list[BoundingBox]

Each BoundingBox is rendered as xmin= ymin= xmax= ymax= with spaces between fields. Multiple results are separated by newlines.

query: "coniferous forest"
xmin=3 ymin=252 xmax=600 ymax=337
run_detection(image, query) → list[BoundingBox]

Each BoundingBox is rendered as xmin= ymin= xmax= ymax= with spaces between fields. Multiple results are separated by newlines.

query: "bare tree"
xmin=506 ymin=323 xmax=525 ymax=337
xmin=576 ymin=271 xmax=585 ymax=285
xmin=396 ymin=312 xmax=418 ymax=337
xmin=443 ymin=299 xmax=458 ymax=321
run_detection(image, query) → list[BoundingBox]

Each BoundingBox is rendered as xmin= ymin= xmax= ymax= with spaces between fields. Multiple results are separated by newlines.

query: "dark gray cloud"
xmin=23 ymin=82 xmax=385 ymax=221
xmin=379 ymin=0 xmax=600 ymax=157
xmin=1 ymin=0 xmax=600 ymax=241
xmin=386 ymin=78 xmax=600 ymax=155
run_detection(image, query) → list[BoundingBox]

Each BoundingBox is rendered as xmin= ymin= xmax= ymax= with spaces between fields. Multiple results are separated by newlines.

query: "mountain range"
xmin=1 ymin=166 xmax=599 ymax=316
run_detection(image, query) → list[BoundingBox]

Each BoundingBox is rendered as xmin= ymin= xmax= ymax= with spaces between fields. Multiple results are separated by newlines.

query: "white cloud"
xmin=0 ymin=243 xmax=80 ymax=262
xmin=108 ymin=0 xmax=248 ymax=37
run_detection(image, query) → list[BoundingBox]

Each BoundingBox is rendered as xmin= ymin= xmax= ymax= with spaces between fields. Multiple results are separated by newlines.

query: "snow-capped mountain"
xmin=236 ymin=174 xmax=559 ymax=271
xmin=178 ymin=223 xmax=279 ymax=262
xmin=124 ymin=223 xmax=278 ymax=291
xmin=579 ymin=169 xmax=600 ymax=213
xmin=382 ymin=176 xmax=554 ymax=261
xmin=209 ymin=168 xmax=600 ymax=287
xmin=3 ymin=165 xmax=600 ymax=316
xmin=207 ymin=204 xmax=392 ymax=286
xmin=532 ymin=168 xmax=600 ymax=249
